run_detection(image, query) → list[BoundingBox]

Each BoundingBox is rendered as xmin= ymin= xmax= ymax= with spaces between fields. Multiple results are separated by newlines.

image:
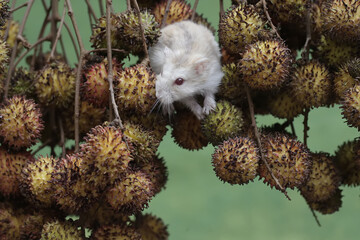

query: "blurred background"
xmin=11 ymin=0 xmax=360 ymax=239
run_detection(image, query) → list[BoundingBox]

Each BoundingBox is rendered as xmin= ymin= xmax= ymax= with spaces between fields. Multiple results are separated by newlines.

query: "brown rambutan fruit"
xmin=115 ymin=64 xmax=157 ymax=115
xmin=267 ymin=0 xmax=308 ymax=24
xmin=341 ymin=85 xmax=360 ymax=130
xmin=0 ymin=0 xmax=9 ymax=28
xmin=92 ymin=224 xmax=142 ymax=240
xmin=83 ymin=202 xmax=130 ymax=227
xmin=193 ymin=13 xmax=216 ymax=34
xmin=290 ymin=61 xmax=332 ymax=108
xmin=0 ymin=204 xmax=22 ymax=239
xmin=8 ymin=67 xmax=36 ymax=99
xmin=40 ymin=220 xmax=83 ymax=240
xmin=239 ymin=40 xmax=291 ymax=90
xmin=259 ymin=133 xmax=312 ymax=190
xmin=334 ymin=63 xmax=358 ymax=101
xmin=19 ymin=213 xmax=45 ymax=240
xmin=212 ymin=137 xmax=259 ymax=185
xmin=308 ymin=188 xmax=342 ymax=215
xmin=172 ymin=110 xmax=208 ymax=150
xmin=153 ymin=0 xmax=192 ymax=26
xmin=217 ymin=63 xmax=245 ymax=103
xmin=300 ymin=152 xmax=341 ymax=202
xmin=267 ymin=88 xmax=304 ymax=119
xmin=0 ymin=96 xmax=44 ymax=150
xmin=135 ymin=213 xmax=169 ymax=240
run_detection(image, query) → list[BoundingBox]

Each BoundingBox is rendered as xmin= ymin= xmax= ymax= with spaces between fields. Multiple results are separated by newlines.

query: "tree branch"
xmin=260 ymin=0 xmax=281 ymax=39
xmin=161 ymin=0 xmax=173 ymax=28
xmin=48 ymin=2 xmax=67 ymax=62
xmin=191 ymin=0 xmax=199 ymax=21
xmin=131 ymin=0 xmax=149 ymax=60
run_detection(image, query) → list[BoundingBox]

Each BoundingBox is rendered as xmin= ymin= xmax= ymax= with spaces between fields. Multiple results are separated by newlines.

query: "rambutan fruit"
xmin=20 ymin=213 xmax=45 ymax=240
xmin=9 ymin=67 xmax=36 ymax=99
xmin=0 ymin=96 xmax=44 ymax=150
xmin=106 ymin=171 xmax=154 ymax=213
xmin=92 ymin=224 xmax=142 ymax=240
xmin=137 ymin=0 xmax=162 ymax=9
xmin=0 ymin=39 xmax=9 ymax=70
xmin=341 ymin=85 xmax=360 ymax=130
xmin=115 ymin=64 xmax=157 ymax=115
xmin=308 ymin=188 xmax=342 ymax=215
xmin=300 ymin=152 xmax=341 ymax=202
xmin=40 ymin=220 xmax=83 ymax=240
xmin=153 ymin=0 xmax=192 ymax=25
xmin=219 ymin=3 xmax=267 ymax=55
xmin=0 ymin=20 xmax=22 ymax=55
xmin=239 ymin=40 xmax=291 ymax=90
xmin=171 ymin=110 xmax=208 ymax=150
xmin=0 ymin=0 xmax=9 ymax=28
xmin=267 ymin=0 xmax=308 ymax=24
xmin=201 ymin=100 xmax=243 ymax=145
xmin=193 ymin=13 xmax=216 ymax=34
xmin=0 ymin=147 xmax=34 ymax=197
xmin=0 ymin=204 xmax=22 ymax=239
xmin=212 ymin=137 xmax=259 ymax=185
xmin=290 ymin=61 xmax=332 ymax=108
xmin=135 ymin=213 xmax=169 ymax=240
xmin=322 ymin=0 xmax=360 ymax=43
xmin=35 ymin=62 xmax=76 ymax=107
xmin=267 ymin=89 xmax=304 ymax=119
xmin=83 ymin=202 xmax=130 ymax=227
xmin=348 ymin=58 xmax=360 ymax=79
xmin=258 ymin=133 xmax=312 ymax=190
xmin=334 ymin=63 xmax=358 ymax=100
xmin=217 ymin=63 xmax=245 ymax=103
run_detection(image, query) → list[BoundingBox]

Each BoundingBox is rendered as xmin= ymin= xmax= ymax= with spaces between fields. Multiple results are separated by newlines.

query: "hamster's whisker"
xmin=149 ymin=99 xmax=160 ymax=114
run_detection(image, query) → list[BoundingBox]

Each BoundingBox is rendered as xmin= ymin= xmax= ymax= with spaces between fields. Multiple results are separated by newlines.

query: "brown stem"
xmin=260 ymin=0 xmax=281 ymax=39
xmin=59 ymin=36 xmax=69 ymax=63
xmin=3 ymin=0 xmax=16 ymax=41
xmin=126 ymin=0 xmax=131 ymax=10
xmin=31 ymin=139 xmax=52 ymax=156
xmin=131 ymin=0 xmax=149 ymax=60
xmin=3 ymin=0 xmax=34 ymax=100
xmin=9 ymin=2 xmax=28 ymax=13
xmin=290 ymin=121 xmax=296 ymax=136
xmin=191 ymin=0 xmax=199 ymax=21
xmin=219 ymin=0 xmax=224 ymax=18
xmin=41 ymin=0 xmax=48 ymax=9
xmin=161 ymin=0 xmax=173 ymax=28
xmin=303 ymin=108 xmax=310 ymax=146
xmin=301 ymin=0 xmax=312 ymax=61
xmin=65 ymin=0 xmax=86 ymax=53
xmin=63 ymin=22 xmax=80 ymax=60
xmin=99 ymin=0 xmax=105 ymax=15
xmin=48 ymin=3 xmax=67 ymax=62
xmin=58 ymin=117 xmax=66 ymax=159
xmin=85 ymin=0 xmax=97 ymax=22
xmin=244 ymin=85 xmax=290 ymax=200
xmin=88 ymin=48 xmax=128 ymax=55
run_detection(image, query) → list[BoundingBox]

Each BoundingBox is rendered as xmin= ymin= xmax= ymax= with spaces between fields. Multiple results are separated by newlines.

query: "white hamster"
xmin=149 ymin=20 xmax=223 ymax=119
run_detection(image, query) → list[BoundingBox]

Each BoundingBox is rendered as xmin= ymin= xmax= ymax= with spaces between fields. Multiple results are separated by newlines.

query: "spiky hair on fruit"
xmin=341 ymin=85 xmax=360 ymax=130
xmin=267 ymin=0 xmax=308 ymax=24
xmin=219 ymin=3 xmax=267 ymax=55
xmin=20 ymin=156 xmax=57 ymax=207
xmin=0 ymin=20 xmax=19 ymax=49
xmin=92 ymin=224 xmax=142 ymax=240
xmin=201 ymin=100 xmax=244 ymax=145
xmin=80 ymin=124 xmax=133 ymax=186
xmin=106 ymin=171 xmax=155 ymax=214
xmin=322 ymin=0 xmax=360 ymax=43
xmin=258 ymin=133 xmax=312 ymax=190
xmin=0 ymin=147 xmax=34 ymax=197
xmin=334 ymin=62 xmax=358 ymax=101
xmin=0 ymin=0 xmax=9 ymax=28
xmin=0 ymin=96 xmax=44 ymax=150
xmin=267 ymin=89 xmax=304 ymax=120
xmin=300 ymin=152 xmax=341 ymax=203
xmin=115 ymin=9 xmax=160 ymax=55
xmin=0 ymin=204 xmax=22 ymax=239
xmin=171 ymin=110 xmax=208 ymax=150
xmin=8 ymin=67 xmax=36 ymax=99
xmin=0 ymin=38 xmax=8 ymax=70
xmin=212 ymin=137 xmax=259 ymax=185
xmin=290 ymin=61 xmax=332 ymax=109
xmin=217 ymin=63 xmax=245 ymax=103
xmin=135 ymin=213 xmax=169 ymax=240
xmin=239 ymin=40 xmax=291 ymax=90
xmin=82 ymin=57 xmax=122 ymax=108
xmin=308 ymin=188 xmax=342 ymax=215
xmin=20 ymin=213 xmax=45 ymax=240
xmin=153 ymin=0 xmax=192 ymax=26
xmin=35 ymin=62 xmax=76 ymax=107
xmin=40 ymin=220 xmax=83 ymax=240
xmin=347 ymin=58 xmax=360 ymax=79
xmin=137 ymin=0 xmax=162 ymax=9
xmin=193 ymin=13 xmax=216 ymax=34
xmin=115 ymin=64 xmax=157 ymax=115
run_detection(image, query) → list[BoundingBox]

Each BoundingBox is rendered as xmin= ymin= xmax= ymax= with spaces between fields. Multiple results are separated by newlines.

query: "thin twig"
xmin=99 ymin=0 xmax=105 ymax=15
xmin=161 ymin=0 xmax=173 ymax=28
xmin=132 ymin=0 xmax=149 ymax=60
xmin=9 ymin=2 xmax=28 ymax=13
xmin=303 ymin=108 xmax=310 ymax=146
xmin=3 ymin=0 xmax=16 ymax=41
xmin=89 ymin=48 xmax=128 ymax=54
xmin=85 ymin=0 xmax=97 ymax=21
xmin=63 ymin=22 xmax=80 ymax=60
xmin=219 ymin=0 xmax=224 ymax=18
xmin=59 ymin=36 xmax=69 ymax=63
xmin=301 ymin=0 xmax=312 ymax=61
xmin=245 ymin=85 xmax=290 ymax=200
xmin=3 ymin=0 xmax=34 ymax=100
xmin=191 ymin=0 xmax=199 ymax=21
xmin=48 ymin=2 xmax=67 ymax=62
xmin=58 ymin=117 xmax=66 ymax=159
xmin=260 ymin=0 xmax=281 ymax=39
xmin=31 ymin=139 xmax=52 ymax=156
xmin=290 ymin=121 xmax=296 ymax=136
xmin=126 ymin=0 xmax=131 ymax=11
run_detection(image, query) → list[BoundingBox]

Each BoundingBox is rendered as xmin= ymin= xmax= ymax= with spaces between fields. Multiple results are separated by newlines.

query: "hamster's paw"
xmin=203 ymin=95 xmax=216 ymax=115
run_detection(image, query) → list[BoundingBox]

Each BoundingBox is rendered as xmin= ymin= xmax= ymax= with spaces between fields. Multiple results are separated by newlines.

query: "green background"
xmin=12 ymin=0 xmax=360 ymax=239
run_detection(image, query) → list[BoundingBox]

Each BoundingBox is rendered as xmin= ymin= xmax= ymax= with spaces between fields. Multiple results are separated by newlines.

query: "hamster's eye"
xmin=174 ymin=78 xmax=184 ymax=85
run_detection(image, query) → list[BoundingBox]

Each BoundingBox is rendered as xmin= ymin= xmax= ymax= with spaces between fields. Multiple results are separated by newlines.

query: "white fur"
xmin=149 ymin=20 xmax=224 ymax=119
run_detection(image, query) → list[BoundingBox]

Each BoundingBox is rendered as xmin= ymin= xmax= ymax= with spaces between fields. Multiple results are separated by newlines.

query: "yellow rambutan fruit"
xmin=0 ymin=20 xmax=19 ymax=49
xmin=219 ymin=3 xmax=267 ymax=55
xmin=201 ymin=100 xmax=244 ymax=145
xmin=135 ymin=213 xmax=169 ymax=240
xmin=171 ymin=110 xmax=208 ymax=150
xmin=267 ymin=89 xmax=304 ymax=119
xmin=212 ymin=137 xmax=259 ymax=185
xmin=90 ymin=13 xmax=122 ymax=50
xmin=115 ymin=64 xmax=157 ymax=115
xmin=334 ymin=63 xmax=358 ymax=100
xmin=217 ymin=63 xmax=245 ymax=103
xmin=0 ymin=39 xmax=9 ymax=70
xmin=0 ymin=0 xmax=9 ymax=28
xmin=35 ymin=62 xmax=76 ymax=107
xmin=20 ymin=213 xmax=45 ymax=240
xmin=0 ymin=96 xmax=44 ymax=150
xmin=322 ymin=0 xmax=360 ymax=43
xmin=308 ymin=188 xmax=342 ymax=215
xmin=239 ymin=40 xmax=291 ymax=90
xmin=153 ymin=0 xmax=192 ymax=25
xmin=40 ymin=220 xmax=83 ymax=240
xmin=92 ymin=224 xmax=142 ymax=240
xmin=300 ymin=152 xmax=341 ymax=202
xmin=106 ymin=171 xmax=154 ymax=213
xmin=259 ymin=133 xmax=312 ymax=190
xmin=0 ymin=147 xmax=34 ymax=197
xmin=290 ymin=61 xmax=332 ymax=108
xmin=267 ymin=0 xmax=308 ymax=24
xmin=341 ymin=85 xmax=360 ymax=130
xmin=8 ymin=67 xmax=36 ymax=99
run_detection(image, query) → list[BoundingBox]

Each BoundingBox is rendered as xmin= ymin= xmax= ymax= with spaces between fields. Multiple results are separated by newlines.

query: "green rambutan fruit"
xmin=259 ymin=133 xmax=312 ymax=190
xmin=0 ymin=147 xmax=34 ymax=197
xmin=334 ymin=63 xmax=358 ymax=100
xmin=267 ymin=0 xmax=308 ymax=24
xmin=322 ymin=0 xmax=360 ymax=43
xmin=172 ymin=110 xmax=208 ymax=150
xmin=308 ymin=188 xmax=342 ymax=215
xmin=106 ymin=171 xmax=154 ymax=213
xmin=115 ymin=64 xmax=157 ymax=115
xmin=341 ymin=85 xmax=360 ymax=130
xmin=135 ymin=213 xmax=169 ymax=240
xmin=239 ymin=40 xmax=291 ymax=90
xmin=40 ymin=220 xmax=83 ymax=240
xmin=9 ymin=67 xmax=36 ymax=99
xmin=35 ymin=62 xmax=76 ymax=107
xmin=0 ymin=96 xmax=44 ymax=150
xmin=300 ymin=152 xmax=341 ymax=202
xmin=219 ymin=3 xmax=267 ymax=55
xmin=267 ymin=89 xmax=304 ymax=119
xmin=201 ymin=100 xmax=243 ymax=145
xmin=92 ymin=224 xmax=142 ymax=240
xmin=217 ymin=63 xmax=245 ymax=103
xmin=290 ymin=61 xmax=332 ymax=108
xmin=153 ymin=0 xmax=192 ymax=25
xmin=212 ymin=137 xmax=259 ymax=185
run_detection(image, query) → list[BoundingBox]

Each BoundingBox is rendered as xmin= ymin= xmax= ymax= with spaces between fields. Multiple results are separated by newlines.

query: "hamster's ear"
xmin=194 ymin=58 xmax=209 ymax=75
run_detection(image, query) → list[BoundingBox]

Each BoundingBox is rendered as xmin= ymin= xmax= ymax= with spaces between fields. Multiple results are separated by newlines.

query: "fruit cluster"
xmin=0 ymin=0 xmax=360 ymax=238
